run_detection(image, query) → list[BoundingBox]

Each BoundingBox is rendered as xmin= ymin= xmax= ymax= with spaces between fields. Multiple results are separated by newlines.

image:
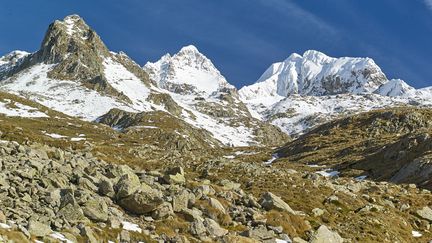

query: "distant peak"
xmin=179 ymin=45 xmax=199 ymax=53
xmin=285 ymin=52 xmax=302 ymax=62
xmin=302 ymin=50 xmax=330 ymax=60
xmin=36 ymin=14 xmax=109 ymax=64
xmin=63 ymin=14 xmax=82 ymax=22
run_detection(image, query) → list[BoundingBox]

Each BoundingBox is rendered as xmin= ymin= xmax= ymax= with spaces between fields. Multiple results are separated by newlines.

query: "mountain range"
xmin=1 ymin=15 xmax=431 ymax=145
xmin=1 ymin=14 xmax=432 ymax=242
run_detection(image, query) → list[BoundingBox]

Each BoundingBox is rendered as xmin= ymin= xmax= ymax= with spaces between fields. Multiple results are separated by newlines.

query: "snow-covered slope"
xmin=240 ymin=51 xmax=432 ymax=136
xmin=143 ymin=45 xmax=287 ymax=146
xmin=240 ymin=50 xmax=387 ymax=103
xmin=2 ymin=63 xmax=135 ymax=120
xmin=144 ymin=45 xmax=235 ymax=95
xmin=374 ymin=79 xmax=416 ymax=97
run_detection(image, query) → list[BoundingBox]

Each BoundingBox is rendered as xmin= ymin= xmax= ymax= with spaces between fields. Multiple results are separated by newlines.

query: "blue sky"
xmin=1 ymin=0 xmax=431 ymax=88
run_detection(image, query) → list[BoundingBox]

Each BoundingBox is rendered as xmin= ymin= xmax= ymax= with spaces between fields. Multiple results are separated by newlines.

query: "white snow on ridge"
xmin=103 ymin=56 xmax=153 ymax=111
xmin=374 ymin=79 xmax=415 ymax=97
xmin=168 ymin=92 xmax=255 ymax=146
xmin=240 ymin=50 xmax=387 ymax=101
xmin=0 ymin=99 xmax=48 ymax=118
xmin=144 ymin=45 xmax=234 ymax=95
xmin=1 ymin=64 xmax=135 ymax=120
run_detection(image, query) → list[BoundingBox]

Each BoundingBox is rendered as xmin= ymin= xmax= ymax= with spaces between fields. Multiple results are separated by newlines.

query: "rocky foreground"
xmin=0 ymin=140 xmax=346 ymax=242
xmin=1 ymin=137 xmax=432 ymax=242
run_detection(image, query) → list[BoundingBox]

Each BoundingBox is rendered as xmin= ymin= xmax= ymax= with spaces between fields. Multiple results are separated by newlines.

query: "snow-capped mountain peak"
xmin=144 ymin=45 xmax=234 ymax=95
xmin=240 ymin=50 xmax=388 ymax=103
xmin=374 ymin=79 xmax=415 ymax=97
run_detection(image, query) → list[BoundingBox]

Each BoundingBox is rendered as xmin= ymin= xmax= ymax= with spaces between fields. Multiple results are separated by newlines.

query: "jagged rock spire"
xmin=37 ymin=15 xmax=110 ymax=64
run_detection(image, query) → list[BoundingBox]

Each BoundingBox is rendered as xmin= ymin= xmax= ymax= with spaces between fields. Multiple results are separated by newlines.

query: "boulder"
xmin=204 ymin=218 xmax=228 ymax=237
xmin=119 ymin=190 xmax=163 ymax=215
xmin=309 ymin=225 xmax=343 ymax=243
xmin=172 ymin=190 xmax=190 ymax=212
xmin=82 ymin=198 xmax=108 ymax=222
xmin=98 ymin=179 xmax=115 ymax=198
xmin=80 ymin=226 xmax=98 ymax=243
xmin=242 ymin=225 xmax=275 ymax=240
xmin=28 ymin=219 xmax=52 ymax=237
xmin=416 ymin=206 xmax=432 ymax=222
xmin=219 ymin=179 xmax=241 ymax=191
xmin=152 ymin=202 xmax=174 ymax=219
xmin=209 ymin=198 xmax=226 ymax=214
xmin=58 ymin=203 xmax=89 ymax=224
xmin=163 ymin=167 xmax=186 ymax=184
xmin=259 ymin=192 xmax=296 ymax=214
xmin=115 ymin=173 xmax=140 ymax=199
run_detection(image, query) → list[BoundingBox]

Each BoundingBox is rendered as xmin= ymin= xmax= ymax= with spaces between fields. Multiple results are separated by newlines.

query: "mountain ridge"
xmin=0 ymin=14 xmax=288 ymax=147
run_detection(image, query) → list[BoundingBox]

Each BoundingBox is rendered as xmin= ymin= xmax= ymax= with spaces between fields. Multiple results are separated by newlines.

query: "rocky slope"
xmin=275 ymin=107 xmax=432 ymax=189
xmin=0 ymin=15 xmax=287 ymax=147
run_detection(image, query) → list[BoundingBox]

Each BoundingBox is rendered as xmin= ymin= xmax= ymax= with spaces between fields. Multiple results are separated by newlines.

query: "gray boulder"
xmin=309 ymin=225 xmax=343 ymax=243
xmin=115 ymin=173 xmax=140 ymax=199
xmin=259 ymin=192 xmax=296 ymax=214
xmin=82 ymin=198 xmax=108 ymax=222
xmin=416 ymin=206 xmax=432 ymax=222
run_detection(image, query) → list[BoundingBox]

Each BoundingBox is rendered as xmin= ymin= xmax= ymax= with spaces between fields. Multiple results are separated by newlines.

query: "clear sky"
xmin=1 ymin=0 xmax=431 ymax=88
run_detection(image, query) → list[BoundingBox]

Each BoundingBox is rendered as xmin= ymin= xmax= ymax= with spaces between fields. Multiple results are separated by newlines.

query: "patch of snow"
xmin=42 ymin=132 xmax=67 ymax=139
xmin=103 ymin=57 xmax=153 ymax=111
xmin=50 ymin=232 xmax=74 ymax=243
xmin=355 ymin=175 xmax=368 ymax=181
xmin=316 ymin=170 xmax=340 ymax=178
xmin=0 ymin=223 xmax=11 ymax=229
xmin=307 ymin=164 xmax=325 ymax=168
xmin=131 ymin=125 xmax=159 ymax=129
xmin=1 ymin=63 xmax=135 ymax=120
xmin=122 ymin=221 xmax=142 ymax=233
xmin=412 ymin=230 xmax=422 ymax=238
xmin=264 ymin=154 xmax=279 ymax=165
xmin=71 ymin=137 xmax=86 ymax=141
xmin=0 ymin=100 xmax=48 ymax=118
xmin=223 ymin=155 xmax=235 ymax=159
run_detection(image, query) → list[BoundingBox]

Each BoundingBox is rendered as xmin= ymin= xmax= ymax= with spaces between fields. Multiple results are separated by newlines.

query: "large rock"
xmin=204 ymin=218 xmax=228 ymax=237
xmin=219 ymin=179 xmax=241 ymax=191
xmin=190 ymin=219 xmax=206 ymax=237
xmin=152 ymin=202 xmax=174 ymax=219
xmin=58 ymin=203 xmax=89 ymax=224
xmin=209 ymin=198 xmax=226 ymax=214
xmin=163 ymin=167 xmax=186 ymax=184
xmin=98 ymin=179 xmax=115 ymax=198
xmin=242 ymin=225 xmax=275 ymax=240
xmin=172 ymin=190 xmax=190 ymax=212
xmin=309 ymin=225 xmax=343 ymax=243
xmin=119 ymin=190 xmax=163 ymax=215
xmin=82 ymin=198 xmax=108 ymax=222
xmin=28 ymin=219 xmax=52 ymax=237
xmin=115 ymin=173 xmax=140 ymax=199
xmin=416 ymin=206 xmax=432 ymax=222
xmin=259 ymin=192 xmax=296 ymax=214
